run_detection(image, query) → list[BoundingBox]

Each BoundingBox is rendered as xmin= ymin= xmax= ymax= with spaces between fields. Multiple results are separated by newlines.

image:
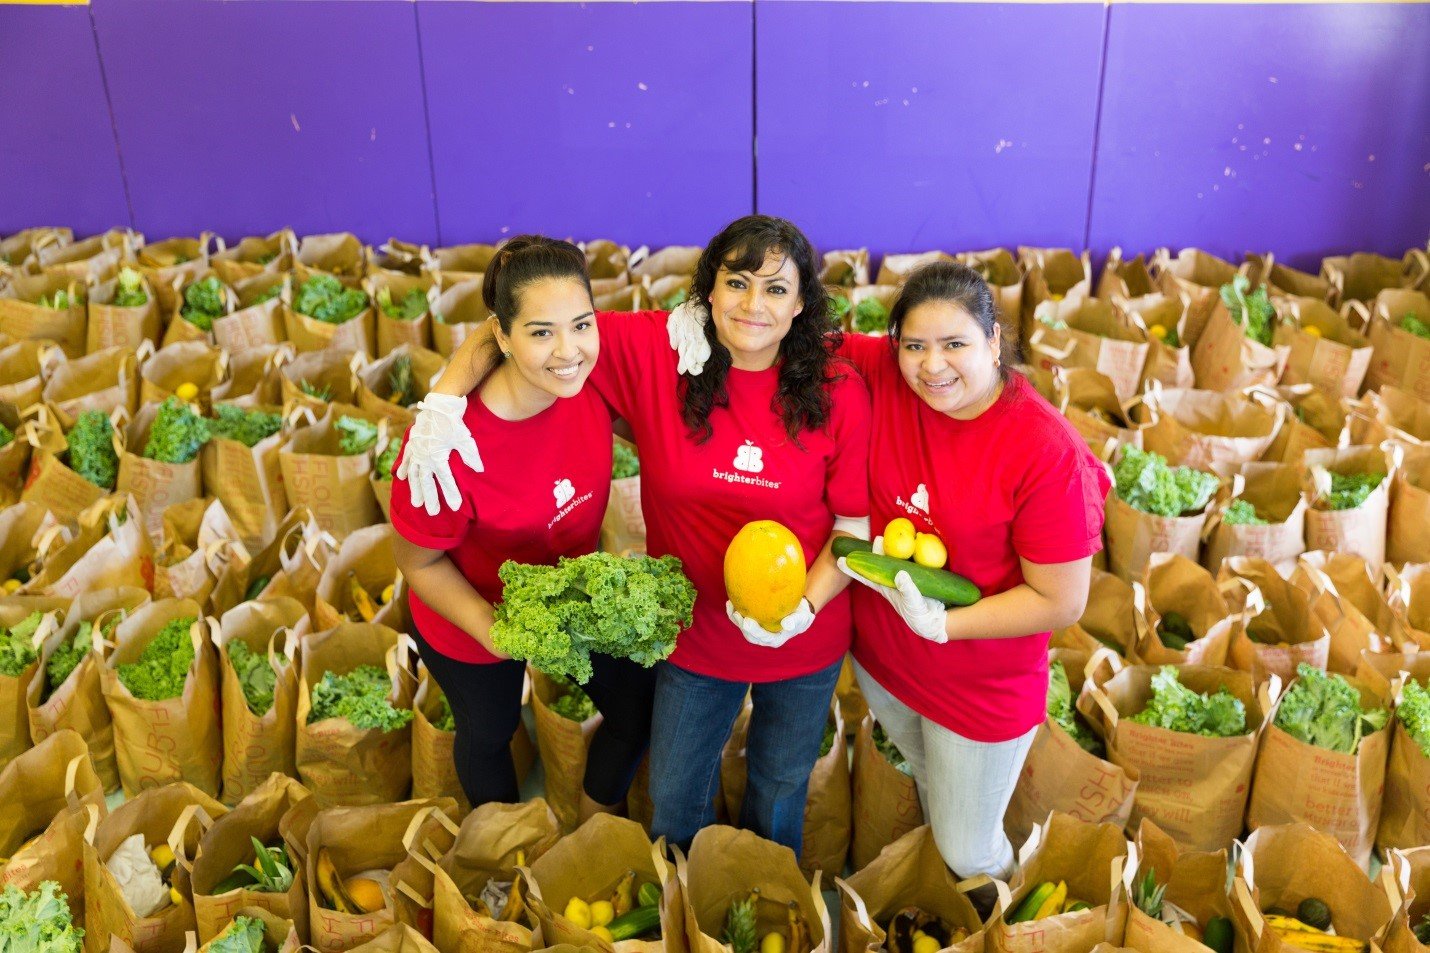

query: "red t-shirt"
xmin=591 ymin=311 xmax=872 ymax=683
xmin=838 ymin=334 xmax=1110 ymax=742
xmin=389 ymin=385 xmax=612 ymax=663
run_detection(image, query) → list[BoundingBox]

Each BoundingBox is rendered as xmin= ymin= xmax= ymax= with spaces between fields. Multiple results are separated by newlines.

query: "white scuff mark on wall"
xmin=902 ymin=99 xmax=909 ymax=106
xmin=1268 ymin=76 xmax=1278 ymax=84
xmin=1367 ymin=154 xmax=1375 ymax=162
xmin=874 ymin=98 xmax=888 ymax=106
xmin=994 ymin=139 xmax=1014 ymax=154
xmin=370 ymin=128 xmax=377 ymax=142
xmin=609 ymin=121 xmax=616 ymax=128
xmin=291 ymin=114 xmax=301 ymax=132
xmin=1262 ymin=137 xmax=1271 ymax=145
xmin=1223 ymin=166 xmax=1232 ymax=176
xmin=1295 ymin=143 xmax=1304 ymax=152
xmin=638 ymin=82 xmax=648 ymax=91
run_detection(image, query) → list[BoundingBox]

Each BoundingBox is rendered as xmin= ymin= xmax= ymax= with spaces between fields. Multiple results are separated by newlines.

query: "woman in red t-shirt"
xmin=389 ymin=236 xmax=658 ymax=816
xmin=670 ymin=260 xmax=1110 ymax=880
xmin=399 ymin=216 xmax=872 ymax=854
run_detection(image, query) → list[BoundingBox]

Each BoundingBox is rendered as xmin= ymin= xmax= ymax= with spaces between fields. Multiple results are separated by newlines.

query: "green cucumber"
xmin=608 ymin=903 xmax=662 ymax=941
xmin=1203 ymin=917 xmax=1233 ymax=953
xmin=844 ymin=550 xmax=980 ymax=607
xmin=832 ymin=537 xmax=874 ymax=560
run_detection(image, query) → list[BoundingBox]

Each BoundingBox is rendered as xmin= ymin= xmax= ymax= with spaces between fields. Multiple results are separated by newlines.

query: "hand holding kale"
xmin=1129 ymin=666 xmax=1247 ymax=737
xmin=1114 ymin=445 xmax=1219 ymax=518
xmin=1274 ymin=663 xmax=1387 ymax=754
xmin=492 ymin=552 xmax=696 ymax=683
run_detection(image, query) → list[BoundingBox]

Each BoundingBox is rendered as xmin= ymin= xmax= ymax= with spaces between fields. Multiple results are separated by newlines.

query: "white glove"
xmin=838 ymin=549 xmax=949 ymax=644
xmin=395 ymin=393 xmax=484 ymax=516
xmin=666 ymin=299 xmax=712 ymax=376
xmin=726 ymin=598 xmax=815 ymax=649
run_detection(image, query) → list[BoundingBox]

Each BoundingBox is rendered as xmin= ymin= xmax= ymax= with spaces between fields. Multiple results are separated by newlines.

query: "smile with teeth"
xmin=922 ymin=377 xmax=958 ymax=392
xmin=548 ymin=363 xmax=582 ymax=380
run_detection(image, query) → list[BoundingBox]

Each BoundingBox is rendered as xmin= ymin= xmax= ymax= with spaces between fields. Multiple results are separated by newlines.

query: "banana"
xmin=504 ymin=851 xmax=527 ymax=923
xmin=348 ymin=572 xmax=377 ymax=622
xmin=787 ymin=901 xmax=810 ymax=953
xmin=149 ymin=844 xmax=177 ymax=882
xmin=1034 ymin=882 xmax=1068 ymax=920
xmin=1010 ymin=882 xmax=1057 ymax=923
xmin=316 ymin=848 xmax=359 ymax=913
xmin=1268 ymin=929 xmax=1365 ymax=953
xmin=611 ymin=870 xmax=636 ymax=917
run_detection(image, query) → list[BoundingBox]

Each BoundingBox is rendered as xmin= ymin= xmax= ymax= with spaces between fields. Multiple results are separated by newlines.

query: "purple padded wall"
xmin=754 ymin=0 xmax=1106 ymax=255
xmin=0 ymin=5 xmax=131 ymax=236
xmin=91 ymin=0 xmax=439 ymax=244
xmin=418 ymin=0 xmax=753 ymax=248
xmin=1087 ymin=3 xmax=1430 ymax=270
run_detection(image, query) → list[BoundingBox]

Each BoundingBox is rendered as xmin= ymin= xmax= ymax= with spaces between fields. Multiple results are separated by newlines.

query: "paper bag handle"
xmin=63 ymin=754 xmax=88 ymax=807
xmin=834 ymin=878 xmax=873 ymax=931
xmin=168 ymin=803 xmax=214 ymax=874
xmin=1231 ymin=877 xmax=1265 ymax=940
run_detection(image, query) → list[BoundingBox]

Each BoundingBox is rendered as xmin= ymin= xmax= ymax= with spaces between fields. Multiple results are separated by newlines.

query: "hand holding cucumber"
xmin=834 ymin=536 xmax=945 ymax=643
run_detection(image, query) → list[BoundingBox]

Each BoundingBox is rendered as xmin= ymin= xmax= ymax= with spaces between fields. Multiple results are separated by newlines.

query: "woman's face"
xmin=896 ymin=300 xmax=1002 ymax=419
xmin=706 ymin=250 xmax=804 ymax=370
xmin=491 ymin=277 xmax=598 ymax=402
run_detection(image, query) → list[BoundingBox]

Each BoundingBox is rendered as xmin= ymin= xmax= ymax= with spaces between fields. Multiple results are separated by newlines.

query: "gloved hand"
xmin=726 ymin=598 xmax=815 ymax=649
xmin=837 ymin=545 xmax=949 ymax=644
xmin=395 ymin=393 xmax=484 ymax=516
xmin=666 ymin=299 xmax=712 ymax=376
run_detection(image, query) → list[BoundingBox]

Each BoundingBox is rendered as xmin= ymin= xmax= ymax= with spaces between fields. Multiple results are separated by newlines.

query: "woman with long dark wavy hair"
xmin=399 ymin=215 xmax=871 ymax=853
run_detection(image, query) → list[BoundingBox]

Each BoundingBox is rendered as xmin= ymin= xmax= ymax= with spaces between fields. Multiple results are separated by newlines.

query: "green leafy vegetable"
xmin=492 ymin=552 xmax=696 ymax=683
xmin=1317 ymin=470 xmax=1385 ymax=511
xmin=1398 ymin=679 xmax=1430 ymax=759
xmin=251 ymin=284 xmax=283 ymax=306
xmin=872 ymin=723 xmax=912 ymax=777
xmin=113 ymin=268 xmax=148 ymax=308
xmin=180 ymin=277 xmax=227 ymax=331
xmin=0 ymin=613 xmax=43 ymax=677
xmin=1113 ymin=445 xmax=1219 ymax=518
xmin=228 ymin=640 xmax=284 ymax=716
xmin=1129 ymin=666 xmax=1247 ymax=737
xmin=66 ymin=411 xmax=119 ymax=490
xmin=377 ymin=287 xmax=427 ymax=321
xmin=1400 ymin=312 xmax=1430 ymax=340
xmin=818 ymin=721 xmax=836 ymax=758
xmin=660 ymin=288 xmax=689 ymax=311
xmin=1153 ymin=325 xmax=1181 ymax=348
xmin=1274 ymin=663 xmax=1388 ymax=754
xmin=1133 ymin=870 xmax=1167 ymax=920
xmin=36 ymin=290 xmax=80 ymax=310
xmin=234 ymin=839 xmax=293 ymax=894
xmin=828 ymin=294 xmax=852 ymax=324
xmin=208 ymin=916 xmax=266 ymax=953
xmin=433 ymin=694 xmax=455 ymax=732
xmin=143 ymin=396 xmax=211 ymax=464
xmin=294 ymin=274 xmax=368 ymax=325
xmin=336 ymin=416 xmax=379 ymax=456
xmin=0 ymin=881 xmax=84 ymax=953
xmin=308 ymin=664 xmax=412 ymax=731
xmin=1219 ymin=274 xmax=1274 ymax=346
xmin=1222 ymin=499 xmax=1268 ymax=526
xmin=1048 ymin=660 xmax=1102 ymax=755
xmin=209 ymin=405 xmax=281 ymax=448
xmin=299 ymin=380 xmax=333 ymax=401
xmin=387 ymin=356 xmax=416 ymax=407
xmin=612 ymin=442 xmax=640 ymax=480
xmin=548 ymin=680 xmax=597 ymax=722
xmin=46 ymin=616 xmax=113 ymax=699
xmin=117 ymin=617 xmax=197 ymax=701
xmin=0 ymin=423 xmax=13 ymax=450
xmin=852 ymin=297 xmax=890 ymax=334
xmin=374 ymin=440 xmax=400 ymax=481
xmin=1156 ymin=612 xmax=1195 ymax=650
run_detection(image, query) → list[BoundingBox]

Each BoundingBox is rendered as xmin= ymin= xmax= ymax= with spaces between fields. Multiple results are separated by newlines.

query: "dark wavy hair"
xmin=887 ymin=260 xmax=1014 ymax=378
xmin=681 ymin=215 xmax=842 ymax=444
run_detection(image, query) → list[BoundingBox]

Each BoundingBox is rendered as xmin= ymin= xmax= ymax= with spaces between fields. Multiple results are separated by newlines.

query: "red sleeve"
xmin=1011 ymin=440 xmax=1111 ymax=564
xmin=388 ymin=434 xmax=478 ymax=550
xmin=589 ymin=309 xmax=669 ymax=421
xmin=824 ymin=371 xmax=872 ymax=518
xmin=834 ymin=332 xmax=891 ymax=380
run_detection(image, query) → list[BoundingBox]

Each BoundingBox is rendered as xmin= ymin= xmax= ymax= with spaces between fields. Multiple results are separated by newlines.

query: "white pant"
xmin=854 ymin=660 xmax=1037 ymax=881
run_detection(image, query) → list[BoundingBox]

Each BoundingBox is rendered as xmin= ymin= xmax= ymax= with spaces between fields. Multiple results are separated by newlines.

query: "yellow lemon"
xmin=725 ymin=521 xmax=807 ymax=632
xmin=564 ymin=896 xmax=593 ymax=930
xmin=175 ymin=382 xmax=199 ymax=402
xmin=590 ymin=900 xmax=615 ymax=927
xmin=1303 ymin=325 xmax=1322 ymax=338
xmin=591 ymin=926 xmax=614 ymax=945
xmin=761 ymin=933 xmax=787 ymax=953
xmin=882 ymin=518 xmax=916 ymax=560
xmin=914 ymin=936 xmax=941 ymax=953
xmin=1148 ymin=324 xmax=1167 ymax=340
xmin=913 ymin=533 xmax=948 ymax=569
xmin=1049 ymin=293 xmax=1064 ymax=302
xmin=1 ymin=579 xmax=20 ymax=594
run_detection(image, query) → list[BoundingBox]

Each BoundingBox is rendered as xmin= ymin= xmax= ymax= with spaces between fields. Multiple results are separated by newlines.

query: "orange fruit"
xmin=725 ymin=521 xmax=806 ymax=632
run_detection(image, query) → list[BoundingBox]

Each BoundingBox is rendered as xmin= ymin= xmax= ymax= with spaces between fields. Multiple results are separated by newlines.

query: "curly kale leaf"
xmin=852 ymin=297 xmax=890 ymax=334
xmin=307 ymin=664 xmax=412 ymax=731
xmin=872 ymin=723 xmax=913 ymax=777
xmin=180 ymin=277 xmax=227 ymax=331
xmin=660 ymin=288 xmax=689 ymax=311
xmin=335 ymin=416 xmax=379 ymax=456
xmin=228 ymin=639 xmax=284 ymax=716
xmin=37 ymin=290 xmax=81 ymax=310
xmin=294 ymin=274 xmax=369 ymax=325
xmin=1219 ymin=274 xmax=1274 ymax=347
xmin=491 ymin=553 xmax=696 ymax=684
xmin=1048 ymin=660 xmax=1103 ymax=755
xmin=1113 ymin=445 xmax=1219 ymax=518
xmin=1222 ymin=499 xmax=1268 ymax=526
xmin=1400 ymin=312 xmax=1430 ymax=340
xmin=113 ymin=268 xmax=148 ymax=308
xmin=1320 ymin=470 xmax=1385 ymax=511
xmin=1275 ymin=663 xmax=1388 ymax=754
xmin=210 ymin=405 xmax=281 ymax=448
xmin=1129 ymin=666 xmax=1247 ymax=737
xmin=433 ymin=693 xmax=455 ymax=732
xmin=374 ymin=439 xmax=400 ymax=481
xmin=45 ymin=618 xmax=105 ymax=699
xmin=828 ymin=294 xmax=852 ymax=324
xmin=0 ymin=881 xmax=84 ymax=953
xmin=208 ymin=916 xmax=265 ymax=953
xmin=548 ymin=680 xmax=597 ymax=722
xmin=117 ymin=616 xmax=197 ymax=701
xmin=0 ymin=422 xmax=13 ymax=450
xmin=66 ymin=410 xmax=119 ymax=490
xmin=0 ymin=612 xmax=44 ymax=677
xmin=612 ymin=442 xmax=640 ymax=480
xmin=377 ymin=287 xmax=428 ymax=321
xmin=143 ymin=396 xmax=211 ymax=464
xmin=1399 ymin=679 xmax=1430 ymax=758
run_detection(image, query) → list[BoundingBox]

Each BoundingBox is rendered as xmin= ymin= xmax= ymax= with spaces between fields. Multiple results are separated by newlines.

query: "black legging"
xmin=411 ymin=628 xmax=658 ymax=808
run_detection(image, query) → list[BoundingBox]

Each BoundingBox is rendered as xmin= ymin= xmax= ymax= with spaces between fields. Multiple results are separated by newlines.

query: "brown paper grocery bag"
xmin=850 ymin=713 xmax=924 ymax=872
xmin=1080 ymin=657 xmax=1264 ymax=852
xmin=304 ymin=798 xmax=460 ymax=953
xmin=1136 ymin=385 xmax=1282 ymax=470
xmin=200 ymin=402 xmax=287 ymax=554
xmin=312 ymin=524 xmax=407 ymax=633
xmin=0 ymin=338 xmax=64 ymax=410
xmin=417 ymin=799 xmax=561 ymax=953
xmin=1246 ymin=670 xmax=1390 ymax=868
xmin=1218 ymin=565 xmax=1328 ymax=686
xmin=0 ymin=729 xmax=106 ymax=916
xmin=0 ymin=272 xmax=87 ymax=357
xmin=0 ymin=605 xmax=58 ymax=767
xmin=1379 ymin=847 xmax=1430 ymax=953
xmin=367 ymin=274 xmax=436 ymax=356
xmin=279 ymin=408 xmax=382 ymax=539
xmin=194 ymin=907 xmax=300 ymax=953
xmin=43 ymin=345 xmax=143 ymax=427
xmin=31 ymin=495 xmax=155 ymax=601
xmin=1151 ymin=248 xmax=1240 ymax=350
xmin=136 ymin=234 xmax=219 ymax=311
xmin=431 ymin=243 xmax=498 ymax=283
xmin=987 ymin=812 xmax=1130 ymax=953
xmin=1120 ymin=293 xmax=1195 ymax=391
xmin=1104 ymin=491 xmax=1208 ymax=584
xmin=296 ymin=232 xmax=365 ymax=278
xmin=89 ymin=270 xmax=162 ymax=354
xmin=1301 ymin=444 xmax=1394 ymax=572
xmin=1053 ymin=367 xmax=1143 ymax=451
xmin=1029 ymin=298 xmax=1150 ymax=401
xmin=1383 ymin=565 xmax=1430 ymax=652
xmin=875 ymin=251 xmax=954 ymax=287
xmin=1322 ymin=252 xmax=1415 ymax=303
xmin=1202 ymin=465 xmax=1307 ymax=574
xmin=139 ymin=342 xmax=227 ymax=411
xmin=837 ymin=826 xmax=985 ymax=953
xmin=36 ymin=227 xmax=134 ymax=281
xmin=1291 ymin=552 xmax=1398 ymax=674
xmin=1130 ymin=555 xmax=1236 ymax=667
xmin=1097 ymin=249 xmax=1157 ymax=302
xmin=1191 ymin=293 xmax=1290 ymax=393
xmin=285 ymin=264 xmax=376 ymax=355
xmin=1230 ymin=822 xmax=1393 ymax=953
xmin=279 ymin=348 xmax=364 ymax=417
xmin=296 ymin=623 xmax=414 ymax=807
xmin=102 ymin=601 xmax=222 ymax=797
xmin=1056 ymin=569 xmax=1140 ymax=660
xmin=1020 ymin=248 xmax=1093 ymax=340
xmin=530 ymin=669 xmax=601 ymax=832
xmin=212 ymin=344 xmax=289 ymax=411
xmin=117 ymin=401 xmax=205 ymax=541
xmin=1389 ymin=443 xmax=1430 ymax=567
xmin=1259 ymin=385 xmax=1347 ymax=465
xmin=160 ymin=271 xmax=232 ymax=348
xmin=1275 ymin=298 xmax=1372 ymax=398
xmin=209 ymin=508 xmax=333 ymax=619
xmin=1123 ymin=820 xmax=1247 ymax=953
xmin=1363 ymin=385 xmax=1430 ymax=446
xmin=217 ymin=598 xmax=308 ymax=804
xmin=19 ymin=406 xmax=116 ymax=525
xmin=1362 ymin=290 xmax=1430 ymax=402
xmin=83 ymin=781 xmax=229 ymax=953
xmin=0 ymin=499 xmax=50 ymax=587
xmin=346 ymin=924 xmax=441 ymax=953
xmin=1244 ymin=253 xmax=1334 ymax=305
xmin=430 ymin=279 xmax=490 ymax=358
xmin=1375 ymin=659 xmax=1430 ymax=852
xmin=189 ymin=773 xmax=311 ymax=943
xmin=213 ymin=275 xmax=287 ymax=352
xmin=1 ymin=227 xmax=74 ymax=271
xmin=356 ymin=345 xmax=440 ymax=430
xmin=631 ymin=244 xmax=702 ymax=283
xmin=210 ymin=230 xmax=296 ymax=285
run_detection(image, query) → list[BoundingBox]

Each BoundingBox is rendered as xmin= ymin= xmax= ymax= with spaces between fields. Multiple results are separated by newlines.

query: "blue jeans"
xmin=647 ymin=658 xmax=842 ymax=854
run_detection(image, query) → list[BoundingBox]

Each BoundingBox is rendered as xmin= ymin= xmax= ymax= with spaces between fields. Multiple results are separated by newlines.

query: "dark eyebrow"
xmin=523 ymin=311 xmax=595 ymax=328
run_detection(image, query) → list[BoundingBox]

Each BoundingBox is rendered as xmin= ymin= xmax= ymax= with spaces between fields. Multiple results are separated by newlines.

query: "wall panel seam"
xmin=87 ymin=2 xmax=135 ymax=230
xmin=412 ymin=1 xmax=445 ymax=245
xmin=1081 ymin=0 xmax=1113 ymax=251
